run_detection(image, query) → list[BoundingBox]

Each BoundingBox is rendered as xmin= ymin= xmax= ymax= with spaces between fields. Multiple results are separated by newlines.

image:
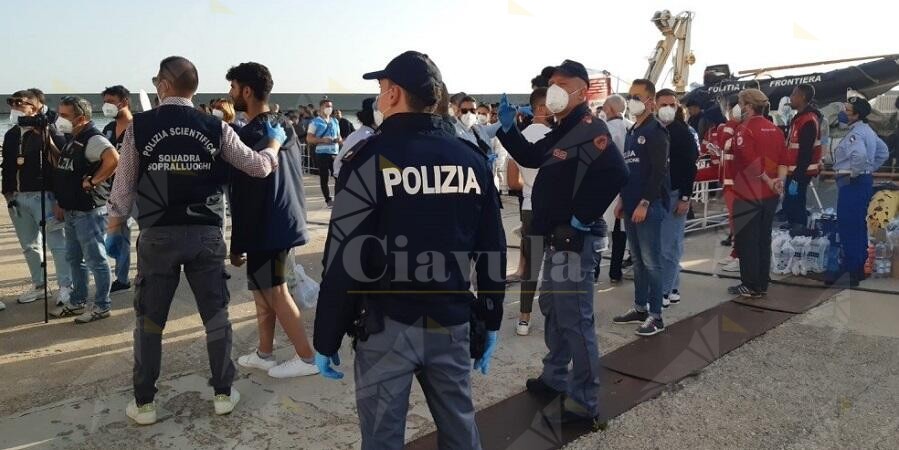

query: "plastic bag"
xmin=290 ymin=263 xmax=320 ymax=310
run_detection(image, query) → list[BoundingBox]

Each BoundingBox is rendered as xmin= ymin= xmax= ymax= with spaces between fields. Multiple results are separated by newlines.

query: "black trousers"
xmin=316 ymin=154 xmax=336 ymax=202
xmin=734 ymin=197 xmax=778 ymax=292
xmin=133 ymin=225 xmax=236 ymax=404
xmin=608 ymin=218 xmax=627 ymax=281
xmin=519 ymin=210 xmax=544 ymax=314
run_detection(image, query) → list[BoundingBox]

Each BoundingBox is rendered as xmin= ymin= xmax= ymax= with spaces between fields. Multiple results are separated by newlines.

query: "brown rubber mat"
xmin=406 ymin=368 xmax=665 ymax=450
xmin=732 ymin=282 xmax=839 ymax=314
xmin=601 ymin=301 xmax=793 ymax=384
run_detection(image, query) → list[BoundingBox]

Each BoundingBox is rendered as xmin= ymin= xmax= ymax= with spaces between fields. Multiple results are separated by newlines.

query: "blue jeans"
xmin=65 ymin=207 xmax=111 ymax=310
xmin=111 ymin=218 xmax=133 ymax=284
xmin=661 ymin=191 xmax=687 ymax=295
xmin=625 ymin=203 xmax=665 ymax=318
xmin=7 ymin=192 xmax=72 ymax=288
xmin=539 ymin=233 xmax=601 ymax=416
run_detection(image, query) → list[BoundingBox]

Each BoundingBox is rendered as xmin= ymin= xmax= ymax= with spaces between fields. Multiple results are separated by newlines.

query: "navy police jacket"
xmin=621 ymin=117 xmax=670 ymax=214
xmin=312 ymin=113 xmax=506 ymax=356
xmin=496 ymin=103 xmax=628 ymax=235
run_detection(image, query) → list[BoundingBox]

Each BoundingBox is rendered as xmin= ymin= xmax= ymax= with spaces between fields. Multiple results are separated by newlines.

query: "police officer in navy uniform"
xmin=312 ymin=51 xmax=506 ymax=450
xmin=830 ymin=96 xmax=889 ymax=286
xmin=107 ymin=56 xmax=287 ymax=426
xmin=496 ymin=59 xmax=628 ymax=426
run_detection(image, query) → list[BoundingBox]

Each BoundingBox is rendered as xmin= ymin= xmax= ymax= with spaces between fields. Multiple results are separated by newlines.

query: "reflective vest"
xmin=717 ymin=120 xmax=739 ymax=186
xmin=784 ymin=110 xmax=822 ymax=176
xmin=695 ymin=126 xmax=721 ymax=183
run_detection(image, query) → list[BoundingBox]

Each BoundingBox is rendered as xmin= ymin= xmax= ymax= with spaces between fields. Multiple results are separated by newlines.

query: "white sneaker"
xmin=238 ymin=350 xmax=277 ymax=371
xmin=668 ymin=291 xmax=681 ymax=304
xmin=54 ymin=286 xmax=73 ymax=306
xmin=74 ymin=304 xmax=111 ymax=324
xmin=17 ymin=287 xmax=48 ymax=304
xmin=0 ymin=301 xmax=5 ymax=311
xmin=662 ymin=296 xmax=671 ymax=308
xmin=213 ymin=387 xmax=241 ymax=415
xmin=516 ymin=320 xmax=530 ymax=336
xmin=125 ymin=399 xmax=157 ymax=425
xmin=718 ymin=255 xmax=737 ymax=266
xmin=722 ymin=260 xmax=741 ymax=273
xmin=267 ymin=355 xmax=320 ymax=379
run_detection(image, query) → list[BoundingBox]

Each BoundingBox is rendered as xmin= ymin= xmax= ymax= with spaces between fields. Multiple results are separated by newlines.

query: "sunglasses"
xmin=6 ymin=98 xmax=35 ymax=108
xmin=459 ymin=108 xmax=477 ymax=114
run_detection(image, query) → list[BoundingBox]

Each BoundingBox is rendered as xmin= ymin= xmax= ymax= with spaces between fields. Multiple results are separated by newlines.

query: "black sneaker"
xmin=526 ymin=377 xmax=563 ymax=396
xmin=326 ymin=199 xmax=334 ymax=208
xmin=613 ymin=309 xmax=648 ymax=324
xmin=720 ymin=234 xmax=732 ymax=247
xmin=609 ymin=277 xmax=622 ymax=285
xmin=736 ymin=285 xmax=762 ymax=298
xmin=635 ymin=317 xmax=665 ymax=337
xmin=727 ymin=284 xmax=745 ymax=295
xmin=110 ymin=281 xmax=131 ymax=294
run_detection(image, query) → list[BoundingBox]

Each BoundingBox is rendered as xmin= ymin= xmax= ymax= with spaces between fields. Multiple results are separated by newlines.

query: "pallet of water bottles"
xmin=771 ymin=210 xmax=843 ymax=277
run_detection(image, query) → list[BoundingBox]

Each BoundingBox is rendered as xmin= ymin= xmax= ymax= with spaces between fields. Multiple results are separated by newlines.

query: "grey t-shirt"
xmin=85 ymin=135 xmax=113 ymax=162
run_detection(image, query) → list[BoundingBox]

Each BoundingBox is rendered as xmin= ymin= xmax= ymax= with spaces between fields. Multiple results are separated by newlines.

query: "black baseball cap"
xmin=363 ymin=51 xmax=442 ymax=106
xmin=551 ymin=59 xmax=590 ymax=85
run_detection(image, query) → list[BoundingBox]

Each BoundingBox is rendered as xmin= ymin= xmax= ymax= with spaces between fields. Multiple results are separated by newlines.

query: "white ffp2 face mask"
xmin=731 ymin=104 xmax=743 ymax=122
xmin=212 ymin=109 xmax=225 ymax=119
xmin=55 ymin=117 xmax=74 ymax=134
xmin=8 ymin=109 xmax=24 ymax=124
xmin=546 ymin=84 xmax=570 ymax=114
xmin=460 ymin=112 xmax=478 ymax=129
xmin=102 ymin=103 xmax=120 ymax=118
xmin=657 ymin=106 xmax=676 ymax=124
xmin=627 ymin=98 xmax=646 ymax=117
xmin=477 ymin=114 xmax=489 ymax=125
xmin=373 ymin=109 xmax=384 ymax=127
xmin=323 ymin=107 xmax=334 ymax=117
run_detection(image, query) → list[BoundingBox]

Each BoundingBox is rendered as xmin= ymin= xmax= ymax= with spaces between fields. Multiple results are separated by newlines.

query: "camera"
xmin=18 ymin=113 xmax=50 ymax=128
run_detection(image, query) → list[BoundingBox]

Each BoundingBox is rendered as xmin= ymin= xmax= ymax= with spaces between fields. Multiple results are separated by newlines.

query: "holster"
xmin=548 ymin=223 xmax=585 ymax=252
xmin=351 ymin=296 xmax=384 ymax=350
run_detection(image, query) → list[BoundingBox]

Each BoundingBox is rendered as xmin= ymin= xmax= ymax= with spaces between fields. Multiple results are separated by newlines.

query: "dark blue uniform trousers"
xmin=539 ymin=233 xmax=601 ymax=417
xmin=837 ymin=174 xmax=874 ymax=277
xmin=355 ymin=317 xmax=479 ymax=450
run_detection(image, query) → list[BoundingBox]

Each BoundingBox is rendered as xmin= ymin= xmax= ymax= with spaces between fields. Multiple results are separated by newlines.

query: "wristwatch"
xmin=680 ymin=195 xmax=690 ymax=202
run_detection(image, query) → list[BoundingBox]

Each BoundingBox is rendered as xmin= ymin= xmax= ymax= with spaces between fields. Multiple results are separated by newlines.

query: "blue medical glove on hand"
xmin=570 ymin=216 xmax=591 ymax=232
xmin=518 ymin=105 xmax=534 ymax=118
xmin=473 ymin=331 xmax=498 ymax=375
xmin=264 ymin=120 xmax=288 ymax=146
xmin=486 ymin=151 xmax=498 ymax=167
xmin=315 ymin=352 xmax=344 ymax=380
xmin=498 ymin=94 xmax=517 ymax=132
xmin=788 ymin=180 xmax=798 ymax=196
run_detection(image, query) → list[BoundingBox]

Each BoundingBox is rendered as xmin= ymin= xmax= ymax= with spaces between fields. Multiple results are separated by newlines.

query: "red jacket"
xmin=782 ymin=109 xmax=822 ymax=177
xmin=732 ymin=116 xmax=786 ymax=201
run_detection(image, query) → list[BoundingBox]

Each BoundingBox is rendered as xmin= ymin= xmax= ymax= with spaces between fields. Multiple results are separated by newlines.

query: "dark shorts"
xmin=247 ymin=249 xmax=291 ymax=291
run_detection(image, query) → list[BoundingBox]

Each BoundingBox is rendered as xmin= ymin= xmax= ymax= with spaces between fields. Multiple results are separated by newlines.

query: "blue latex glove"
xmin=518 ymin=105 xmax=534 ymax=118
xmin=788 ymin=180 xmax=798 ymax=196
xmin=315 ymin=352 xmax=344 ymax=380
xmin=105 ymin=233 xmax=123 ymax=256
xmin=264 ymin=120 xmax=288 ymax=146
xmin=570 ymin=216 xmax=591 ymax=232
xmin=498 ymin=94 xmax=517 ymax=132
xmin=473 ymin=331 xmax=498 ymax=375
xmin=486 ymin=151 xmax=497 ymax=167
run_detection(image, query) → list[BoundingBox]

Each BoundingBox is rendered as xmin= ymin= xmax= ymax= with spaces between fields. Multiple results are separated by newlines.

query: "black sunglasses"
xmin=459 ymin=108 xmax=477 ymax=114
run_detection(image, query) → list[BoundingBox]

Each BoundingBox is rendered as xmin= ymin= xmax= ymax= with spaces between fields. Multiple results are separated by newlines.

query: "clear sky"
xmin=2 ymin=0 xmax=897 ymax=95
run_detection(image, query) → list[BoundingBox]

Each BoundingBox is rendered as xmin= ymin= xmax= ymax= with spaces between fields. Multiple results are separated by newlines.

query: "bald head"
xmin=603 ymin=94 xmax=626 ymax=118
xmin=158 ymin=56 xmax=199 ymax=96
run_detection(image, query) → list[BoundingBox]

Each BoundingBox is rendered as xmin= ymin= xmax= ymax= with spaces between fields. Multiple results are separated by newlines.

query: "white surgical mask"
xmin=477 ymin=113 xmax=489 ymax=125
xmin=373 ymin=109 xmax=384 ymax=127
xmin=627 ymin=98 xmax=646 ymax=117
xmin=598 ymin=111 xmax=607 ymax=121
xmin=460 ymin=112 xmax=478 ymax=129
xmin=323 ymin=107 xmax=333 ymax=117
xmin=102 ymin=102 xmax=119 ymax=118
xmin=731 ymin=104 xmax=743 ymax=122
xmin=8 ymin=109 xmax=24 ymax=124
xmin=55 ymin=117 xmax=73 ymax=134
xmin=657 ymin=106 xmax=676 ymax=124
xmin=546 ymin=84 xmax=571 ymax=114
xmin=212 ymin=109 xmax=225 ymax=119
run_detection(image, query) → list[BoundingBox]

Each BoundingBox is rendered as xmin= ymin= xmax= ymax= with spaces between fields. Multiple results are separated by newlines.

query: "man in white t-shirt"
xmin=512 ymin=87 xmax=552 ymax=337
xmin=600 ymin=94 xmax=633 ymax=283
